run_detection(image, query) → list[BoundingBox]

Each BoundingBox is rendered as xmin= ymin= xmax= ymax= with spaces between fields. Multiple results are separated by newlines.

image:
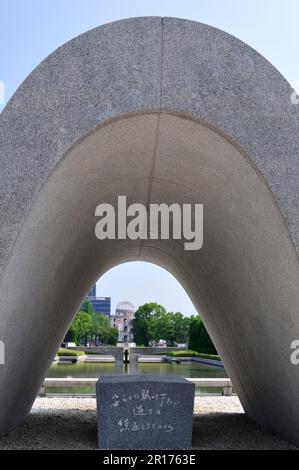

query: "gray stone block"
xmin=96 ymin=375 xmax=195 ymax=449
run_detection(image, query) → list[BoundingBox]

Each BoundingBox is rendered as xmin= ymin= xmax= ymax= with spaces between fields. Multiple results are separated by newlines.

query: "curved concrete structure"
xmin=0 ymin=17 xmax=299 ymax=445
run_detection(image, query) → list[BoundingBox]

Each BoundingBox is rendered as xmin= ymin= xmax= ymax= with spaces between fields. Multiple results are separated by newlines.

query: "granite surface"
xmin=96 ymin=375 xmax=195 ymax=449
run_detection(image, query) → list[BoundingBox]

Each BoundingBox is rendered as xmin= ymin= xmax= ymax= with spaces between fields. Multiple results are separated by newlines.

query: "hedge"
xmin=57 ymin=348 xmax=85 ymax=357
xmin=164 ymin=350 xmax=221 ymax=361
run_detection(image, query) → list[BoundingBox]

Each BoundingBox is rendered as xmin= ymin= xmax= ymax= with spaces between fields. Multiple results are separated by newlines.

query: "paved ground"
xmin=0 ymin=396 xmax=296 ymax=450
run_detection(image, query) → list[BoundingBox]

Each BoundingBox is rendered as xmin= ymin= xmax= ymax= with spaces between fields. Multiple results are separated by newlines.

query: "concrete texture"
xmin=0 ymin=17 xmax=299 ymax=446
xmin=0 ymin=397 xmax=296 ymax=450
xmin=130 ymin=347 xmax=180 ymax=366
xmin=71 ymin=347 xmax=123 ymax=365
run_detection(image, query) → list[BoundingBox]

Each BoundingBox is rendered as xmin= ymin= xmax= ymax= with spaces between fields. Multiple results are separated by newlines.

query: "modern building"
xmin=85 ymin=284 xmax=111 ymax=316
xmin=110 ymin=301 xmax=135 ymax=345
xmin=87 ymin=285 xmax=96 ymax=297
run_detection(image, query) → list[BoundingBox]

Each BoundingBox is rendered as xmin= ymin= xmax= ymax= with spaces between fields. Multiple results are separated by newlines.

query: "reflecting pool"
xmin=47 ymin=361 xmax=228 ymax=395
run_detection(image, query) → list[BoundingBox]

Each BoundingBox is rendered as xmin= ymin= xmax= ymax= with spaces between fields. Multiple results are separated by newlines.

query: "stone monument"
xmin=96 ymin=374 xmax=195 ymax=449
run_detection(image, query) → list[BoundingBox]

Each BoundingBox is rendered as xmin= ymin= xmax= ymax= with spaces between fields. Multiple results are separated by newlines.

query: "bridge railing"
xmin=39 ymin=377 xmax=233 ymax=397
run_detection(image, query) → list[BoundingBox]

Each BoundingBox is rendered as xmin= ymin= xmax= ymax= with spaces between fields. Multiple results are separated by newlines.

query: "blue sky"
xmin=1 ymin=1 xmax=298 ymax=315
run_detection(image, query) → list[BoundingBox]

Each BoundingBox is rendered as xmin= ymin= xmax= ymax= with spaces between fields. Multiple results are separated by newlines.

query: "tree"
xmin=90 ymin=313 xmax=119 ymax=346
xmin=81 ymin=300 xmax=95 ymax=315
xmin=70 ymin=310 xmax=93 ymax=346
xmin=106 ymin=327 xmax=119 ymax=346
xmin=69 ymin=310 xmax=119 ymax=347
xmin=132 ymin=304 xmax=191 ymax=346
xmin=149 ymin=308 xmax=172 ymax=344
xmin=132 ymin=303 xmax=166 ymax=346
xmin=170 ymin=312 xmax=191 ymax=345
xmin=68 ymin=301 xmax=217 ymax=353
xmin=189 ymin=316 xmax=217 ymax=355
xmin=93 ymin=314 xmax=108 ymax=345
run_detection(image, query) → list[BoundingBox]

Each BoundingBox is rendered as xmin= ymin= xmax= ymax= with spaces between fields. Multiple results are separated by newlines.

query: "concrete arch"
xmin=0 ymin=17 xmax=298 ymax=445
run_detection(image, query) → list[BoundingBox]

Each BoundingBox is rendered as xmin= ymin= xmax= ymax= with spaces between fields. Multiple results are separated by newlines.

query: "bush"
xmin=57 ymin=348 xmax=85 ymax=357
xmin=195 ymin=352 xmax=221 ymax=361
xmin=165 ymin=350 xmax=200 ymax=358
xmin=86 ymin=350 xmax=115 ymax=355
xmin=164 ymin=350 xmax=221 ymax=361
xmin=189 ymin=317 xmax=218 ymax=355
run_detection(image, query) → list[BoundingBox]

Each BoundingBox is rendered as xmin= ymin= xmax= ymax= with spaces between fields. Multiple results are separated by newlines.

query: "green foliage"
xmin=164 ymin=350 xmax=221 ymax=360
xmin=132 ymin=303 xmax=191 ymax=347
xmin=164 ymin=350 xmax=200 ymax=357
xmin=132 ymin=303 xmax=218 ymax=355
xmin=167 ymin=312 xmax=191 ymax=344
xmin=69 ymin=308 xmax=118 ymax=347
xmin=195 ymin=353 xmax=221 ymax=361
xmin=81 ymin=300 xmax=95 ymax=314
xmin=69 ymin=310 xmax=93 ymax=346
xmin=94 ymin=314 xmax=119 ymax=346
xmin=132 ymin=303 xmax=159 ymax=347
xmin=189 ymin=316 xmax=218 ymax=355
xmin=57 ymin=348 xmax=85 ymax=357
xmin=67 ymin=299 xmax=217 ymax=354
xmin=106 ymin=327 xmax=119 ymax=346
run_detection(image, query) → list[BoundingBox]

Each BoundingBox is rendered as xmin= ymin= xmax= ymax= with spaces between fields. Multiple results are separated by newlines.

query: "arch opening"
xmin=95 ymin=260 xmax=198 ymax=319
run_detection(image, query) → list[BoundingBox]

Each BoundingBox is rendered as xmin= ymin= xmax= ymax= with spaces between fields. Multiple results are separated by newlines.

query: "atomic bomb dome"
xmin=111 ymin=301 xmax=136 ymax=345
xmin=116 ymin=301 xmax=135 ymax=312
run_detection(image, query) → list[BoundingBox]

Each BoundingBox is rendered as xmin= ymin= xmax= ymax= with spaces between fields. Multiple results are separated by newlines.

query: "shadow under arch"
xmin=0 ymin=18 xmax=298 ymax=446
xmin=0 ymin=110 xmax=298 ymax=445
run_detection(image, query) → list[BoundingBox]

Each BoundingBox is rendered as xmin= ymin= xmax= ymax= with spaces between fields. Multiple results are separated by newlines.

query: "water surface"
xmin=47 ymin=361 xmax=227 ymax=395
